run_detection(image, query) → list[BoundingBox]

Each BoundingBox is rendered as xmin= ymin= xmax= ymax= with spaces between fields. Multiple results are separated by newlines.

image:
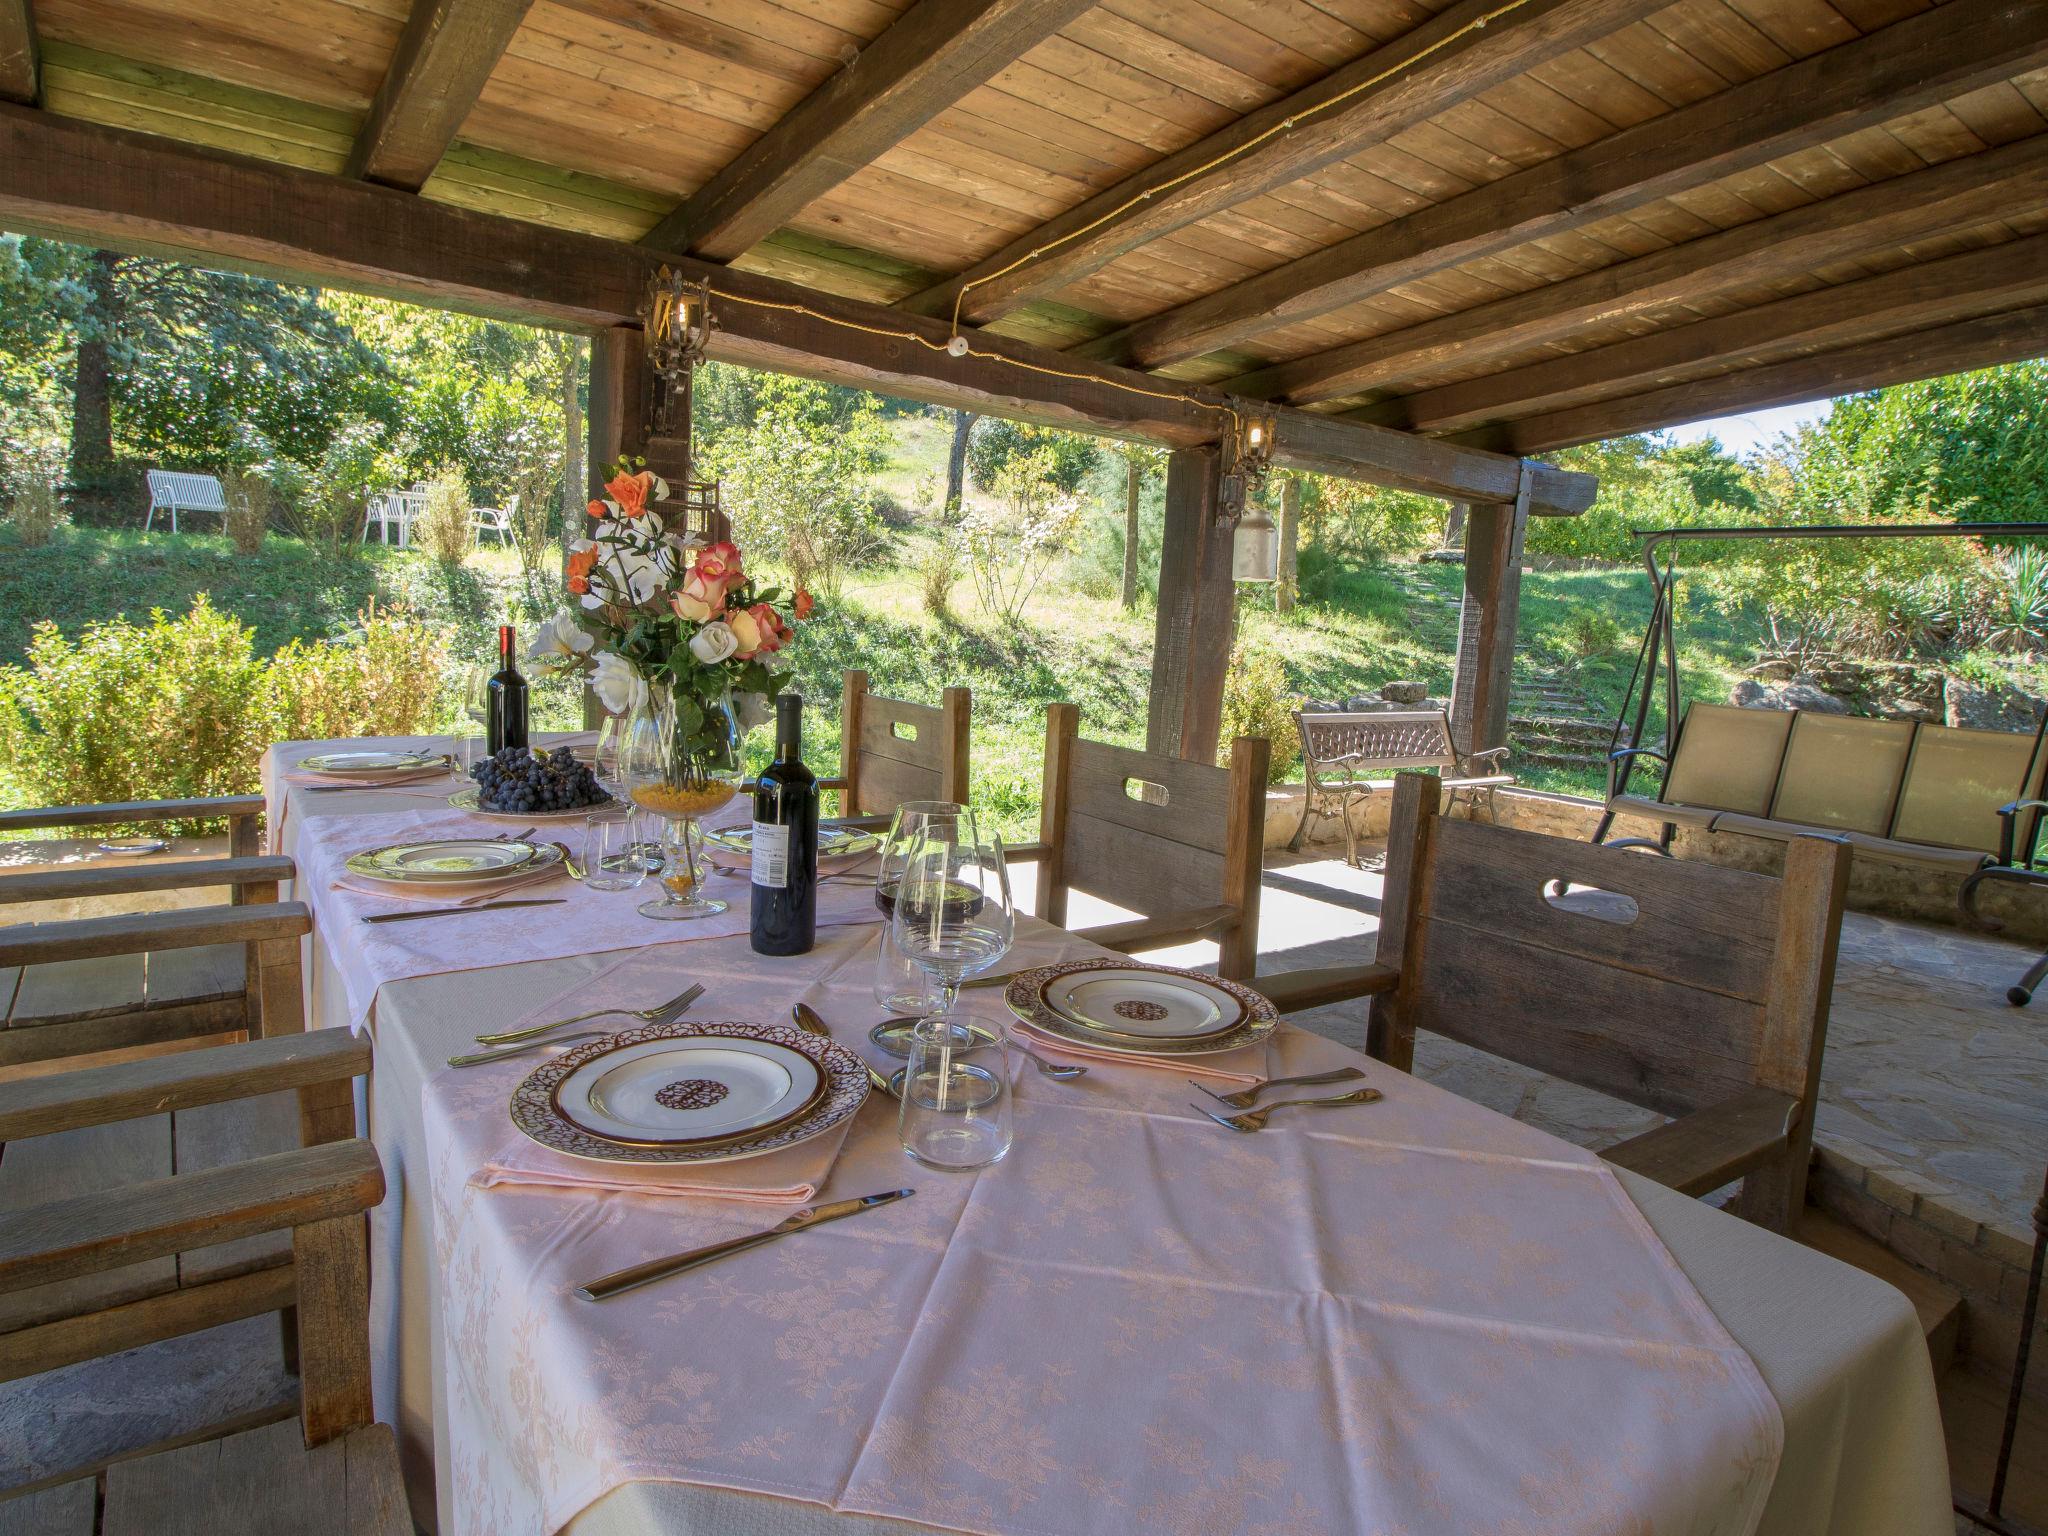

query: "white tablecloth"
xmin=270 ymin=742 xmax=1953 ymax=1536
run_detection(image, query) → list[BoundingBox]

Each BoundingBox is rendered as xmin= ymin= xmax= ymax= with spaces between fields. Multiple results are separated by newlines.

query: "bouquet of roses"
xmin=528 ymin=460 xmax=813 ymax=780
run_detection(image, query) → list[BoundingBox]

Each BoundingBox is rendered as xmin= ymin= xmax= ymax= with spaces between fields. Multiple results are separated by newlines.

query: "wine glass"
xmin=871 ymin=801 xmax=965 ymax=1038
xmin=892 ymin=818 xmax=1016 ymax=1171
xmin=459 ymin=663 xmax=493 ymax=771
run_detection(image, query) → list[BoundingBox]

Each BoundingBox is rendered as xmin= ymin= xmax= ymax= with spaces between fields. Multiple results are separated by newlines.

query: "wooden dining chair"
xmin=832 ymin=670 xmax=971 ymax=819
xmin=0 ymin=1031 xmax=406 ymax=1534
xmin=1010 ymin=704 xmax=1269 ymax=981
xmin=1259 ymin=771 xmax=1850 ymax=1232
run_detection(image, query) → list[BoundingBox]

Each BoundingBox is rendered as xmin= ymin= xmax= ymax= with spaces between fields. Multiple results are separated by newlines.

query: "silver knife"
xmin=574 ymin=1188 xmax=915 ymax=1301
xmin=362 ymin=898 xmax=568 ymax=924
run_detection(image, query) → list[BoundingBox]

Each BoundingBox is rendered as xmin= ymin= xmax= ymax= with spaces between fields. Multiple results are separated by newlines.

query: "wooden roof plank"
xmin=899 ymin=0 xmax=1647 ymax=325
xmin=1089 ymin=0 xmax=2048 ymax=369
xmin=345 ymin=0 xmax=536 ymax=189
xmin=1473 ymin=298 xmax=2048 ymax=452
xmin=642 ymin=0 xmax=1104 ymax=262
xmin=1224 ymin=129 xmax=2048 ymax=403
xmin=0 ymin=100 xmax=1592 ymax=513
xmin=1377 ymin=229 xmax=2048 ymax=431
xmin=0 ymin=0 xmax=38 ymax=104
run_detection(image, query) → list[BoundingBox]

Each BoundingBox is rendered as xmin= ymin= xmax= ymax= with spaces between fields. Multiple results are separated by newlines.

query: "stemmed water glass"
xmin=871 ymin=801 xmax=966 ymax=1041
xmin=459 ymin=663 xmax=492 ymax=770
xmin=891 ymin=817 xmax=1016 ymax=1170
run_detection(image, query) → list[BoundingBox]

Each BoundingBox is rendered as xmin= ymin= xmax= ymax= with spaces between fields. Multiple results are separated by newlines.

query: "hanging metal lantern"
xmin=1233 ymin=502 xmax=1280 ymax=582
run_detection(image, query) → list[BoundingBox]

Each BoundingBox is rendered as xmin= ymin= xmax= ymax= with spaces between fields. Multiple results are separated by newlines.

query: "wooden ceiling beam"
xmin=1226 ymin=131 xmax=2048 ymax=408
xmin=0 ymin=104 xmax=1594 ymax=514
xmin=898 ymin=0 xmax=1644 ymax=327
xmin=345 ymin=0 xmax=536 ymax=191
xmin=0 ymin=0 xmax=36 ymax=106
xmin=1459 ymin=301 xmax=2048 ymax=455
xmin=1363 ymin=233 xmax=2048 ymax=436
xmin=1088 ymin=0 xmax=2048 ymax=371
xmin=643 ymin=0 xmax=1098 ymax=264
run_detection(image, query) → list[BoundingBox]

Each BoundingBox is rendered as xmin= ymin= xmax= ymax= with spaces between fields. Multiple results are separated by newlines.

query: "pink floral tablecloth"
xmin=425 ymin=939 xmax=1783 ymax=1536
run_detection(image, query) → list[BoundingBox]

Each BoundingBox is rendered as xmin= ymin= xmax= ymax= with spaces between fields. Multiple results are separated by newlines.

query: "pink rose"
xmin=670 ymin=570 xmax=726 ymax=624
xmin=695 ymin=540 xmax=743 ymax=584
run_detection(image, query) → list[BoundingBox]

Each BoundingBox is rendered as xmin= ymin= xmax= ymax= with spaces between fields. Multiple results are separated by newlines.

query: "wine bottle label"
xmin=750 ymin=823 xmax=790 ymax=889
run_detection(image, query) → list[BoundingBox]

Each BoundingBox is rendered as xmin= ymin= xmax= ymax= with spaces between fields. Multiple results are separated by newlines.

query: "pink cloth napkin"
xmin=1009 ymin=1014 xmax=1272 ymax=1083
xmin=466 ymin=1114 xmax=850 ymax=1205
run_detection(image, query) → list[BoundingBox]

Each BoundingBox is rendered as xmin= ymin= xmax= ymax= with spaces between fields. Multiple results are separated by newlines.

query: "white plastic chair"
xmin=471 ymin=494 xmax=517 ymax=545
xmin=144 ymin=469 xmax=227 ymax=533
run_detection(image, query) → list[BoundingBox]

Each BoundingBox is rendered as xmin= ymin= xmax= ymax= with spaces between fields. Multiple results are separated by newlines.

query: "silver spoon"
xmin=791 ymin=1004 xmax=898 ymax=1099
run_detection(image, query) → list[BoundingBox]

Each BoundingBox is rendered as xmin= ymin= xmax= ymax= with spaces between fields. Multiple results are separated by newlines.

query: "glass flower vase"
xmin=621 ymin=686 xmax=741 ymax=921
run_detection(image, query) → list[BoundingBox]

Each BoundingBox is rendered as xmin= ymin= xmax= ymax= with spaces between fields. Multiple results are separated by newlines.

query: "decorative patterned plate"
xmin=345 ymin=838 xmax=550 ymax=885
xmin=297 ymin=749 xmax=447 ymax=776
xmin=550 ymin=1034 xmax=827 ymax=1147
xmin=450 ymin=786 xmax=616 ymax=822
xmin=511 ymin=1020 xmax=869 ymax=1165
xmin=706 ymin=823 xmax=879 ymax=858
xmin=1039 ymin=965 xmax=1248 ymax=1041
xmin=1006 ymin=960 xmax=1277 ymax=1058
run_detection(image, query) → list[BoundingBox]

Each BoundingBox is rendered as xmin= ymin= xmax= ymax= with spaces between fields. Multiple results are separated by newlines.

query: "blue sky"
xmin=1661 ymin=399 xmax=1832 ymax=457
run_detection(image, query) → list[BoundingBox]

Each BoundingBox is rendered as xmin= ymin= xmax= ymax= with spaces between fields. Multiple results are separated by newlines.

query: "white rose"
xmin=688 ymin=620 xmax=739 ymax=665
xmin=527 ymin=610 xmax=594 ymax=664
xmin=590 ymin=651 xmax=648 ymax=717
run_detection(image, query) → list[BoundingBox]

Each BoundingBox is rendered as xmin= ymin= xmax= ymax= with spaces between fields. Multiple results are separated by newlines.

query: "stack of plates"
xmin=1005 ymin=960 xmax=1277 ymax=1058
xmin=344 ymin=837 xmax=563 ymax=892
xmin=297 ymin=749 xmax=447 ymax=778
xmin=510 ymin=1021 xmax=869 ymax=1165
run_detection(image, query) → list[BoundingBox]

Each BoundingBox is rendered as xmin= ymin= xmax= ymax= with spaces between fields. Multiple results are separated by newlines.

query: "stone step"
xmin=1514 ymin=749 xmax=1608 ymax=770
xmin=1795 ymin=1210 xmax=1962 ymax=1374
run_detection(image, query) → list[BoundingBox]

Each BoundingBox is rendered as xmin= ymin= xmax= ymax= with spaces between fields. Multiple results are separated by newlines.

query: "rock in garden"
xmin=1380 ymin=680 xmax=1429 ymax=704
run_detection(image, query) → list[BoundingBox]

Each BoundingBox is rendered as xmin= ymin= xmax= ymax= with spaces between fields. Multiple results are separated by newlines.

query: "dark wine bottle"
xmin=486 ymin=624 xmax=529 ymax=757
xmin=750 ymin=693 xmax=818 ymax=956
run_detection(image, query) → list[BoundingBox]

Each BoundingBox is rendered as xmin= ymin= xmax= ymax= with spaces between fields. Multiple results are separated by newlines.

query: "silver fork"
xmin=447 ymin=1029 xmax=610 ymax=1069
xmin=473 ymin=982 xmax=703 ymax=1047
xmin=1192 ymin=1066 xmax=1368 ymax=1111
xmin=1193 ymin=1086 xmax=1383 ymax=1133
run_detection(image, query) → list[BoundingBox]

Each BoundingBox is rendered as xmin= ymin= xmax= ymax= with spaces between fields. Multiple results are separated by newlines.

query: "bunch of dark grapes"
xmin=470 ymin=747 xmax=609 ymax=814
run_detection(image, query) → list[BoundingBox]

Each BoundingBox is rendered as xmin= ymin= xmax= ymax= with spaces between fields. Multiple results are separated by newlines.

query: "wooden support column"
xmin=1147 ymin=446 xmax=1236 ymax=764
xmin=587 ymin=325 xmax=645 ymax=498
xmin=1449 ymin=467 xmax=1532 ymax=756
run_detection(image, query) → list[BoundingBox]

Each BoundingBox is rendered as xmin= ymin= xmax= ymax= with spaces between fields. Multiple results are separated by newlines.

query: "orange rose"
xmin=585 ymin=499 xmax=606 ymax=522
xmin=605 ymin=470 xmax=654 ymax=518
xmin=565 ymin=544 xmax=599 ymax=596
xmin=792 ymin=589 xmax=814 ymax=620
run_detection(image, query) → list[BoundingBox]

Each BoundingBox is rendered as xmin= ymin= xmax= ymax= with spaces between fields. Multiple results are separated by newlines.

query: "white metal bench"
xmin=143 ymin=468 xmax=227 ymax=533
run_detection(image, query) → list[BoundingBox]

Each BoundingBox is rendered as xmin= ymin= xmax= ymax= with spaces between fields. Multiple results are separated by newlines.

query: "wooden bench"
xmin=1255 ymin=771 xmax=1850 ymax=1233
xmin=142 ymin=469 xmax=226 ymax=534
xmin=1292 ymin=708 xmax=1513 ymax=867
xmin=0 ymin=1034 xmax=406 ymax=1534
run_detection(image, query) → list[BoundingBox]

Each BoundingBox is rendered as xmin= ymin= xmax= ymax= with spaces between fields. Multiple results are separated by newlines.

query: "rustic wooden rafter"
xmin=898 ymin=0 xmax=1645 ymax=327
xmin=1085 ymin=0 xmax=2048 ymax=371
xmin=643 ymin=0 xmax=1098 ymax=264
xmin=1226 ymin=131 xmax=2048 ymax=409
xmin=0 ymin=104 xmax=1594 ymax=514
xmin=345 ymin=0 xmax=537 ymax=191
xmin=1359 ymin=234 xmax=2048 ymax=437
xmin=0 ymin=0 xmax=35 ymax=106
xmin=1457 ymin=301 xmax=2048 ymax=455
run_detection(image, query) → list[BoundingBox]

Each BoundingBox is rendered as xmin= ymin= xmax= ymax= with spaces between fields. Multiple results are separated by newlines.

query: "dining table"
xmin=262 ymin=734 xmax=1954 ymax=1536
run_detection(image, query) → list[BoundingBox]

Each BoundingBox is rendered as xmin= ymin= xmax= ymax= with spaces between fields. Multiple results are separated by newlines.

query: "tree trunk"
xmin=68 ymin=250 xmax=120 ymax=499
xmin=1442 ymin=500 xmax=1467 ymax=548
xmin=1120 ymin=456 xmax=1142 ymax=608
xmin=560 ymin=336 xmax=585 ymax=559
xmin=1277 ymin=475 xmax=1300 ymax=613
xmin=944 ymin=409 xmax=975 ymax=513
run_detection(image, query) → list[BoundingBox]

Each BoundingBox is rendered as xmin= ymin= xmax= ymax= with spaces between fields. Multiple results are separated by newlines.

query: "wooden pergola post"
xmin=1147 ymin=445 xmax=1236 ymax=764
xmin=1449 ymin=465 xmax=1533 ymax=756
xmin=587 ymin=325 xmax=645 ymax=499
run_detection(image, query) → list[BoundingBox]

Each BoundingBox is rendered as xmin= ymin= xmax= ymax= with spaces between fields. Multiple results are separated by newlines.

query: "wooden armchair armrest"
xmin=0 ymin=854 xmax=297 ymax=906
xmin=1601 ymin=1088 xmax=1801 ymax=1197
xmin=1249 ymin=963 xmax=1398 ymax=1013
xmin=0 ymin=1030 xmax=369 ymax=1142
xmin=827 ymin=813 xmax=896 ymax=833
xmin=0 ymin=795 xmax=266 ymax=835
xmin=1002 ymin=841 xmax=1050 ymax=864
xmin=0 ymin=1139 xmax=384 ymax=1298
xmin=1078 ymin=903 xmax=1239 ymax=955
xmin=0 ymin=900 xmax=311 ymax=969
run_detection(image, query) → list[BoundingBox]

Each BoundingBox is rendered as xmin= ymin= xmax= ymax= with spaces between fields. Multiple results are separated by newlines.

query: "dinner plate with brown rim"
xmin=297 ymin=749 xmax=448 ymax=776
xmin=1037 ymin=965 xmax=1248 ymax=1042
xmin=511 ymin=1020 xmax=869 ymax=1166
xmin=1005 ymin=960 xmax=1277 ymax=1058
xmin=345 ymin=838 xmax=553 ymax=885
xmin=449 ymin=787 xmax=617 ymax=822
xmin=549 ymin=1034 xmax=828 ymax=1148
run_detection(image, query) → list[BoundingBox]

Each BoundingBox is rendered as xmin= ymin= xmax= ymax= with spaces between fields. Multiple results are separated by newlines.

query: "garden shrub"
xmin=0 ymin=597 xmax=446 ymax=827
xmin=219 ymin=467 xmax=272 ymax=556
xmin=917 ymin=530 xmax=964 ymax=618
xmin=414 ymin=467 xmax=475 ymax=565
xmin=4 ymin=438 xmax=64 ymax=547
xmin=1220 ymin=643 xmax=1300 ymax=785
